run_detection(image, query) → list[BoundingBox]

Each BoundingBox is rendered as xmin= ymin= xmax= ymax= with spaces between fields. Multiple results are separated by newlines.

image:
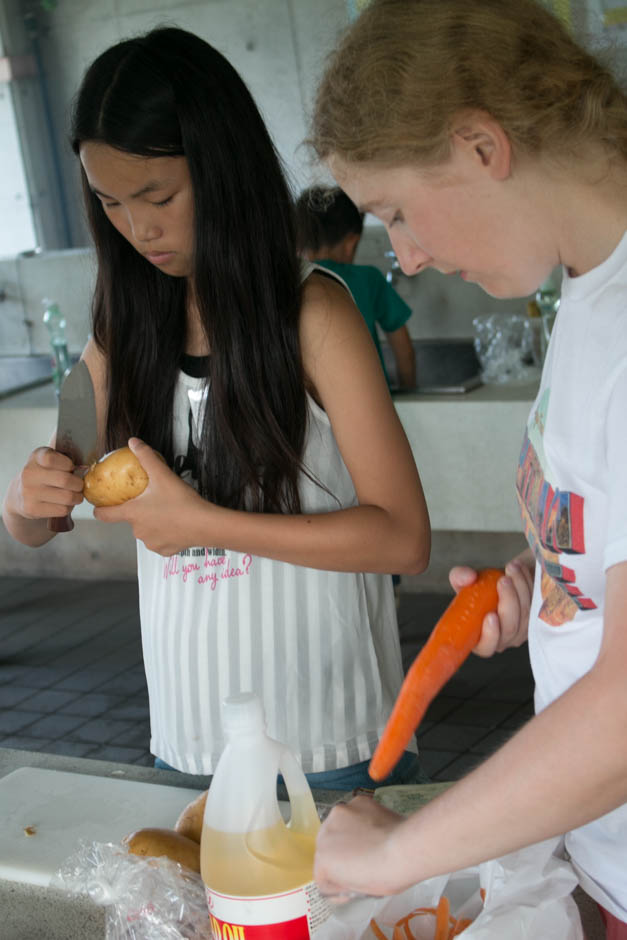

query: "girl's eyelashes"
xmin=97 ymin=195 xmax=174 ymax=208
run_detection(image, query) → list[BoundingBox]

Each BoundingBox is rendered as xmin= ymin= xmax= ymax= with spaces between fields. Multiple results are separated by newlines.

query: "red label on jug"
xmin=206 ymin=881 xmax=330 ymax=939
xmin=209 ymin=912 xmax=308 ymax=939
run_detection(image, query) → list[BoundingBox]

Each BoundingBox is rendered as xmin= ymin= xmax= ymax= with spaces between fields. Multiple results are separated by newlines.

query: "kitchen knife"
xmin=48 ymin=358 xmax=99 ymax=534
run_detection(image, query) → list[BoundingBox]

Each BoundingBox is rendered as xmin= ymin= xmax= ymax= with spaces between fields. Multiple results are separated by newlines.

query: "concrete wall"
xmin=0 ymin=248 xmax=95 ymax=355
xmin=0 ymin=82 xmax=36 ymax=257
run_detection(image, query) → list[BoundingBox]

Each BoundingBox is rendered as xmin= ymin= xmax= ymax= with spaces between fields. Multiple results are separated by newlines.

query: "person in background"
xmin=310 ymin=0 xmax=627 ymax=933
xmin=296 ymin=186 xmax=416 ymax=390
xmin=1 ymin=27 xmax=431 ymax=791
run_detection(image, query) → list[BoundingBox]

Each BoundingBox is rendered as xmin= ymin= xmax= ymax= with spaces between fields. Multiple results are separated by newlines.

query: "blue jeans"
xmin=303 ymin=751 xmax=427 ymax=790
xmin=154 ymin=750 xmax=428 ymax=791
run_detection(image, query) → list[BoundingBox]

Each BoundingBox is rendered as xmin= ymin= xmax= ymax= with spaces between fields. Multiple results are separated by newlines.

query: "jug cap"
xmin=222 ymin=692 xmax=265 ymax=734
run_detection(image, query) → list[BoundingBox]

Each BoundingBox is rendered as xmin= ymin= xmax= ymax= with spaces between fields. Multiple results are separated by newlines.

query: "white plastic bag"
xmin=314 ymin=836 xmax=584 ymax=939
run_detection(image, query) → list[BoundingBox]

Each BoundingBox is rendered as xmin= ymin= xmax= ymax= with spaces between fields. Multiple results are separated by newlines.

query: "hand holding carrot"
xmin=369 ymin=567 xmax=506 ymax=782
xmin=450 ymin=552 xmax=534 ymax=658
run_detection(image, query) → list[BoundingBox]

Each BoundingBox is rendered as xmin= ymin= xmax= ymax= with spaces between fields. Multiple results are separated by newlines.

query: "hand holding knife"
xmin=48 ymin=359 xmax=99 ymax=533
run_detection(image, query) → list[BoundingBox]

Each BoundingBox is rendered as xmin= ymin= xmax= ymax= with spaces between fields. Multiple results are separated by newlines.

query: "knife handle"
xmin=48 ymin=515 xmax=75 ymax=533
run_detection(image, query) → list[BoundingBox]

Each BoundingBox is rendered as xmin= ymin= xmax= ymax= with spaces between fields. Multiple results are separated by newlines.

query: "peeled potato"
xmin=83 ymin=446 xmax=149 ymax=507
xmin=174 ymin=789 xmax=208 ymax=843
xmin=123 ymin=827 xmax=201 ymax=872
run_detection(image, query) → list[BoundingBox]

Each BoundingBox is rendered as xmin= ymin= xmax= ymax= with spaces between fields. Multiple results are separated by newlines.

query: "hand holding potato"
xmin=92 ymin=438 xmax=209 ymax=555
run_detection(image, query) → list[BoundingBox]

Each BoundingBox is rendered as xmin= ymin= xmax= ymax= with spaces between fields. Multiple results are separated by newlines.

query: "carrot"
xmin=370 ymin=897 xmax=477 ymax=940
xmin=434 ymin=896 xmax=450 ymax=940
xmin=390 ymin=913 xmax=413 ymax=940
xmin=452 ymin=917 xmax=474 ymax=935
xmin=370 ymin=919 xmax=388 ymax=940
xmin=369 ymin=567 xmax=504 ymax=781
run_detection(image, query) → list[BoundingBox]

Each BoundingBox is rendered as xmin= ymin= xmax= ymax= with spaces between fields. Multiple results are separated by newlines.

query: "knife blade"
xmin=48 ymin=358 xmax=99 ymax=534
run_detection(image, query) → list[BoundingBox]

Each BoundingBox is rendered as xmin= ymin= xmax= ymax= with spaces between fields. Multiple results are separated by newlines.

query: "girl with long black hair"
xmin=2 ymin=27 xmax=430 ymax=789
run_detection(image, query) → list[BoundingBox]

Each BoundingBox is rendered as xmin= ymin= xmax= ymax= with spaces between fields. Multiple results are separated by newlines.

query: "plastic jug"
xmin=42 ymin=298 xmax=72 ymax=395
xmin=200 ymin=693 xmax=330 ymax=939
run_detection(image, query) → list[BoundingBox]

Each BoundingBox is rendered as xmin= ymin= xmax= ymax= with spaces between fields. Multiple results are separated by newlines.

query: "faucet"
xmin=384 ymin=250 xmax=401 ymax=287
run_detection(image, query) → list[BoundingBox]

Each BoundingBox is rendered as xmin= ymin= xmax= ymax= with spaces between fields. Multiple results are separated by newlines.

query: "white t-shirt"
xmin=136 ymin=273 xmax=410 ymax=777
xmin=517 ymin=231 xmax=627 ymax=919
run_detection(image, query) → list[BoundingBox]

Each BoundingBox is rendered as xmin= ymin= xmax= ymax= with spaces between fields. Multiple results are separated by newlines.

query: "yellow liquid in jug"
xmin=201 ymin=812 xmax=319 ymax=896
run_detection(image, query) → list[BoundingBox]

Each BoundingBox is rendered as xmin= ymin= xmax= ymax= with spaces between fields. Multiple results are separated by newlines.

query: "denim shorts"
xmin=154 ymin=750 xmax=429 ymax=791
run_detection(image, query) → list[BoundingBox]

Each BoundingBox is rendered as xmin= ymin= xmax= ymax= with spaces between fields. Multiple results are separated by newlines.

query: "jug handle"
xmin=279 ymin=748 xmax=320 ymax=835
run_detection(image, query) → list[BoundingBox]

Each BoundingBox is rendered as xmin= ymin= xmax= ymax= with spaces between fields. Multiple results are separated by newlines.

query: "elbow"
xmin=396 ymin=521 xmax=431 ymax=576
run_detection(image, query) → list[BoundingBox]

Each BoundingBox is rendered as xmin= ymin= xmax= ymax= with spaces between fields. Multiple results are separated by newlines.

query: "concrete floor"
xmin=0 ymin=576 xmax=535 ymax=780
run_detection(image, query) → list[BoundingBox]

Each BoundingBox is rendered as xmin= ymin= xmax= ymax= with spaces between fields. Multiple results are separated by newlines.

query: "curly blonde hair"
xmin=311 ymin=0 xmax=627 ymax=168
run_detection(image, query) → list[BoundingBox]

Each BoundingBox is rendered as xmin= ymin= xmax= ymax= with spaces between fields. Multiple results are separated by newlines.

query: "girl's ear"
xmin=452 ymin=112 xmax=512 ymax=181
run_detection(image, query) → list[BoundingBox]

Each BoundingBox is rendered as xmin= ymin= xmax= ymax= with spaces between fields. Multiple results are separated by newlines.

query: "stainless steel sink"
xmin=382 ymin=338 xmax=482 ymax=394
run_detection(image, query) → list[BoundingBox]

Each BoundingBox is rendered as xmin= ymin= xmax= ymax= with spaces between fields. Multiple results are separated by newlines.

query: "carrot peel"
xmin=369 ymin=567 xmax=504 ymax=781
xmin=434 ymin=896 xmax=450 ymax=939
xmin=370 ymin=895 xmax=474 ymax=939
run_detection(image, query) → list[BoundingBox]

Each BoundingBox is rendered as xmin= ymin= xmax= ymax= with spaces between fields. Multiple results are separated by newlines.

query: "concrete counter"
xmin=392 ymin=380 xmax=538 ymax=532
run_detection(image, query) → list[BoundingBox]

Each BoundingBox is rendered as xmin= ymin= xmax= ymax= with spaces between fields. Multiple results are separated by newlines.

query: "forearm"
xmin=396 ymin=349 xmax=416 ymax=389
xmin=386 ymin=663 xmax=627 ymax=887
xmin=2 ymin=479 xmax=55 ymax=547
xmin=386 ymin=327 xmax=416 ymax=389
xmin=190 ymin=499 xmax=430 ymax=574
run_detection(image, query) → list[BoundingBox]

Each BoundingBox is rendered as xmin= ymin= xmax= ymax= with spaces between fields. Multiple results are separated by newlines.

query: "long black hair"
xmin=71 ymin=27 xmax=307 ymax=513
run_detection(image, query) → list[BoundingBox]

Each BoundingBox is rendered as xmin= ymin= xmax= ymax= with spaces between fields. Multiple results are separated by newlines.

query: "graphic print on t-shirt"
xmin=516 ymin=388 xmax=596 ymax=626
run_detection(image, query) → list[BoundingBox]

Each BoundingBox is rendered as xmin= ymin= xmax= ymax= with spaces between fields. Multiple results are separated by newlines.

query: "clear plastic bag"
xmin=313 ymin=836 xmax=584 ymax=939
xmin=472 ymin=313 xmax=541 ymax=384
xmin=51 ymin=841 xmax=211 ymax=939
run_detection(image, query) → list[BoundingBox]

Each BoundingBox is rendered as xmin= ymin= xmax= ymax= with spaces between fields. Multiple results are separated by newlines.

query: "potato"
xmin=83 ymin=446 xmax=149 ymax=507
xmin=174 ymin=789 xmax=208 ymax=843
xmin=123 ymin=826 xmax=201 ymax=872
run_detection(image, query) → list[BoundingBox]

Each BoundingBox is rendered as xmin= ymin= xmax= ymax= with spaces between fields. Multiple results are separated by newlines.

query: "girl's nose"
xmin=128 ymin=209 xmax=162 ymax=243
xmin=389 ymin=230 xmax=430 ymax=276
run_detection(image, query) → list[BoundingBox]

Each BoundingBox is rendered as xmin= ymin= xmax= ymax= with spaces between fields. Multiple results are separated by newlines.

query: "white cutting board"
xmin=0 ymin=767 xmax=204 ymax=887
